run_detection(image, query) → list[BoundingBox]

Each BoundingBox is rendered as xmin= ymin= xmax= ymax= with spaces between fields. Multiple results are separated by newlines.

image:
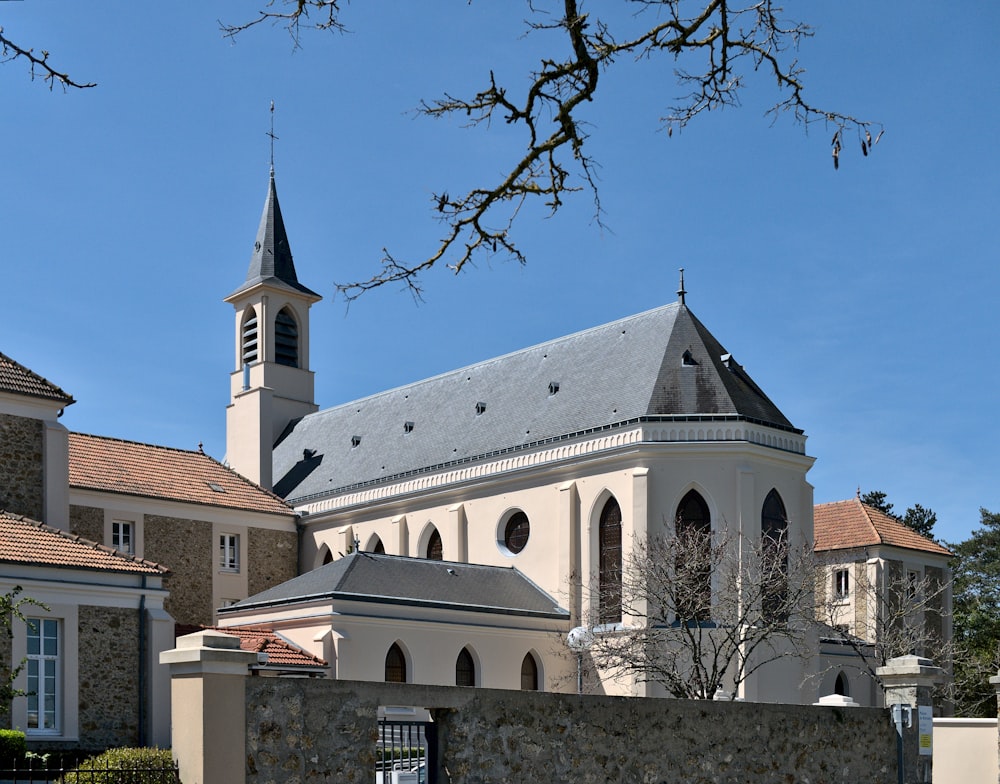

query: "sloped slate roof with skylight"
xmin=273 ymin=300 xmax=797 ymax=502
xmin=69 ymin=433 xmax=295 ymax=517
xmin=0 ymin=352 xmax=74 ymax=405
xmin=0 ymin=511 xmax=167 ymax=575
xmin=219 ymin=551 xmax=568 ymax=619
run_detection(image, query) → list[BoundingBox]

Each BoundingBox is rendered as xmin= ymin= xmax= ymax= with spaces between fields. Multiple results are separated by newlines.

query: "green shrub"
xmin=0 ymin=729 xmax=26 ymax=766
xmin=57 ymin=747 xmax=177 ymax=783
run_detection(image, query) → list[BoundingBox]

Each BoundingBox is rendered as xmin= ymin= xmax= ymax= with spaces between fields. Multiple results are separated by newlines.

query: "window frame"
xmin=385 ymin=643 xmax=407 ymax=683
xmin=25 ymin=617 xmax=61 ymax=734
xmin=834 ymin=568 xmax=850 ymax=601
xmin=455 ymin=647 xmax=476 ymax=687
xmin=219 ymin=533 xmax=240 ymax=572
xmin=111 ymin=520 xmax=134 ymax=555
xmin=598 ymin=496 xmax=623 ymax=626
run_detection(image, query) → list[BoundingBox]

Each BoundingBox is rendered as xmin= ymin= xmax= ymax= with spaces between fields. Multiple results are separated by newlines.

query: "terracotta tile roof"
xmin=0 ymin=352 xmax=74 ymax=405
xmin=814 ymin=498 xmax=953 ymax=556
xmin=177 ymin=624 xmax=327 ymax=668
xmin=68 ymin=433 xmax=295 ymax=517
xmin=0 ymin=511 xmax=168 ymax=575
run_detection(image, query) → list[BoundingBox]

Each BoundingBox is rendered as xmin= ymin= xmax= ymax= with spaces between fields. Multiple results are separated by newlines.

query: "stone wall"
xmin=247 ymin=527 xmax=298 ymax=597
xmin=76 ymin=606 xmax=140 ymax=749
xmin=245 ymin=679 xmax=897 ymax=784
xmin=69 ymin=504 xmax=103 ymax=544
xmin=144 ymin=515 xmax=212 ymax=626
xmin=0 ymin=413 xmax=44 ymax=520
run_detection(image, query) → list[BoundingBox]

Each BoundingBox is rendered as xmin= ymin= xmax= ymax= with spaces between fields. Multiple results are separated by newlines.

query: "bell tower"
xmin=224 ymin=168 xmax=321 ymax=489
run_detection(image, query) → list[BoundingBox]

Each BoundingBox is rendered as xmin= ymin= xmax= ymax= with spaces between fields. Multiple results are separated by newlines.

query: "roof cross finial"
xmin=267 ymin=100 xmax=279 ymax=173
xmin=677 ymin=268 xmax=687 ymax=305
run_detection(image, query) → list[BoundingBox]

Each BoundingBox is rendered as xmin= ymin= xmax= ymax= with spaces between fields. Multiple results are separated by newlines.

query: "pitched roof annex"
xmin=0 ymin=352 xmax=74 ymax=405
xmin=814 ymin=498 xmax=953 ymax=556
xmin=0 ymin=511 xmax=168 ymax=575
xmin=69 ymin=432 xmax=295 ymax=517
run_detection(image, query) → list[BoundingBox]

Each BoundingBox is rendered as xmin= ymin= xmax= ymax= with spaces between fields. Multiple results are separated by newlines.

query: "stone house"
xmin=814 ymin=497 xmax=953 ymax=705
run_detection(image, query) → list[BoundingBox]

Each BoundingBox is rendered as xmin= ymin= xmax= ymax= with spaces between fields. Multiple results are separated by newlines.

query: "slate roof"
xmin=69 ymin=433 xmax=295 ymax=517
xmin=273 ymin=301 xmax=797 ymax=502
xmin=0 ymin=511 xmax=168 ymax=575
xmin=176 ymin=624 xmax=327 ymax=668
xmin=814 ymin=499 xmax=952 ymax=556
xmin=219 ymin=551 xmax=569 ymax=619
xmin=227 ymin=170 xmax=320 ymax=300
xmin=0 ymin=352 xmax=74 ymax=405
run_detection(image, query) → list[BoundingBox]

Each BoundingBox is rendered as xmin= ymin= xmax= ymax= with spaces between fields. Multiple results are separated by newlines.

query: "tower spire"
xmin=677 ymin=268 xmax=687 ymax=305
xmin=267 ymin=100 xmax=278 ymax=172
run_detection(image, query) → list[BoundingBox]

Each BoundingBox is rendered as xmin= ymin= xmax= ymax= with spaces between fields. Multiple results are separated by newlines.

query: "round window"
xmin=504 ymin=511 xmax=530 ymax=554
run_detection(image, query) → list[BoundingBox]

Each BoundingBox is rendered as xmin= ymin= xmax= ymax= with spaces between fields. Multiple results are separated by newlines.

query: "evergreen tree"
xmin=860 ymin=490 xmax=936 ymax=540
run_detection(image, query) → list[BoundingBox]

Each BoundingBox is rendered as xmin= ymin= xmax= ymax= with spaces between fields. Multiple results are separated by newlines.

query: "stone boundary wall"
xmin=246 ymin=679 xmax=897 ymax=784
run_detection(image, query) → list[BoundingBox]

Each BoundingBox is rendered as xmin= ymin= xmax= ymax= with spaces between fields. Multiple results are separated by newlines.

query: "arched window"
xmin=520 ymin=653 xmax=539 ymax=691
xmin=761 ymin=489 xmax=789 ymax=619
xmin=274 ymin=307 xmax=299 ymax=368
xmin=598 ymin=497 xmax=622 ymax=625
xmin=834 ymin=671 xmax=850 ymax=697
xmin=322 ymin=548 xmax=334 ymax=565
xmin=385 ymin=643 xmax=407 ymax=683
xmin=241 ymin=308 xmax=259 ymax=364
xmin=368 ymin=535 xmax=385 ymax=555
xmin=426 ymin=528 xmax=443 ymax=561
xmin=455 ymin=648 xmax=476 ymax=687
xmin=675 ymin=489 xmax=711 ymax=622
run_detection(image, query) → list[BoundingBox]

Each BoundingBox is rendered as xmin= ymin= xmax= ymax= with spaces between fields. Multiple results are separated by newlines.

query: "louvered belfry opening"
xmin=241 ymin=308 xmax=259 ymax=364
xmin=274 ymin=307 xmax=299 ymax=367
xmin=599 ymin=497 xmax=623 ymax=625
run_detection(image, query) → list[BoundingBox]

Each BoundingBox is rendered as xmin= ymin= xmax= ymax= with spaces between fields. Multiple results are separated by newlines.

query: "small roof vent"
xmin=548 ymin=381 xmax=560 ymax=395
xmin=207 ymin=482 xmax=226 ymax=493
xmin=350 ymin=435 xmax=361 ymax=448
xmin=475 ymin=402 xmax=486 ymax=416
xmin=403 ymin=421 xmax=414 ymax=434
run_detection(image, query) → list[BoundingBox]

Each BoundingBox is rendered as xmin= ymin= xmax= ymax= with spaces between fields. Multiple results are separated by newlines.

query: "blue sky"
xmin=3 ymin=2 xmax=997 ymax=546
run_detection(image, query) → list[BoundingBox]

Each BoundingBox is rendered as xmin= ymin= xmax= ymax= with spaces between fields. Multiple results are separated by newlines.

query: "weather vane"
xmin=267 ymin=100 xmax=279 ymax=170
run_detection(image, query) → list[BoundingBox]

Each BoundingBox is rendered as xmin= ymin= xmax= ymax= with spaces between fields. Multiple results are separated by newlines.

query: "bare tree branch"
xmin=0 ymin=26 xmax=95 ymax=90
xmin=224 ymin=1 xmax=881 ymax=299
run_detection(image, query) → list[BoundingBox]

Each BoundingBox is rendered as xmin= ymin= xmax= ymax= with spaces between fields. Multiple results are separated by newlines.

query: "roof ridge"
xmin=70 ymin=431 xmax=205 ymax=456
xmin=0 ymin=510 xmax=170 ymax=573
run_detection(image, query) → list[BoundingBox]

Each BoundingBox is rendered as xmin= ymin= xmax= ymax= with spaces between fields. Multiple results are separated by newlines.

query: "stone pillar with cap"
xmin=160 ymin=629 xmax=257 ymax=784
xmin=877 ymin=655 xmax=945 ymax=784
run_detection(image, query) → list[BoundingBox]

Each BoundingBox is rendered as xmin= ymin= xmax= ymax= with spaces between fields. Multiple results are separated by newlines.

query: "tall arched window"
xmin=761 ymin=489 xmax=789 ymax=619
xmin=520 ymin=653 xmax=540 ymax=691
xmin=241 ymin=307 xmax=259 ymax=364
xmin=675 ymin=489 xmax=712 ymax=622
xmin=274 ymin=307 xmax=299 ymax=368
xmin=367 ymin=535 xmax=385 ymax=555
xmin=385 ymin=643 xmax=407 ymax=683
xmin=834 ymin=671 xmax=850 ymax=697
xmin=426 ymin=528 xmax=443 ymax=561
xmin=599 ymin=497 xmax=622 ymax=625
xmin=455 ymin=648 xmax=476 ymax=687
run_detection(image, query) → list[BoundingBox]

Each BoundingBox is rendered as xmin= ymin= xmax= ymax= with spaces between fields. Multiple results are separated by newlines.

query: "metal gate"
xmin=376 ymin=718 xmax=437 ymax=784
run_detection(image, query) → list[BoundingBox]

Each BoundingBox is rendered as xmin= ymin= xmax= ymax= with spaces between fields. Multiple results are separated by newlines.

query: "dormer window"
xmin=351 ymin=435 xmax=361 ymax=448
xmin=475 ymin=402 xmax=486 ymax=416
xmin=403 ymin=421 xmax=414 ymax=434
xmin=548 ymin=382 xmax=560 ymax=395
xmin=682 ymin=349 xmax=698 ymax=366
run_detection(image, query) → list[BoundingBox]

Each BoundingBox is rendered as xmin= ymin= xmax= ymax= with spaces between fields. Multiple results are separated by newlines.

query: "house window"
xmin=675 ymin=490 xmax=711 ymax=622
xmin=26 ymin=618 xmax=59 ymax=732
xmin=112 ymin=520 xmax=134 ymax=555
xmin=503 ymin=511 xmax=530 ymax=554
xmin=274 ymin=307 xmax=299 ymax=368
xmin=219 ymin=534 xmax=240 ymax=572
xmin=385 ymin=643 xmax=407 ymax=683
xmin=455 ymin=648 xmax=476 ymax=687
xmin=426 ymin=528 xmax=443 ymax=561
xmin=834 ymin=569 xmax=850 ymax=600
xmin=907 ymin=570 xmax=920 ymax=601
xmin=520 ymin=653 xmax=539 ymax=691
xmin=598 ymin=497 xmax=622 ymax=625
xmin=761 ymin=489 xmax=789 ymax=620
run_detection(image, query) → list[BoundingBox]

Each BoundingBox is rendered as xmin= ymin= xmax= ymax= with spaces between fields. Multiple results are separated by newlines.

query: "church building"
xmin=219 ymin=170 xmax=820 ymax=703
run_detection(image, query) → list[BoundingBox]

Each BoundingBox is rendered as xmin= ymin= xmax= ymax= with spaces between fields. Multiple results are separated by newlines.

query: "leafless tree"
xmin=0 ymin=586 xmax=44 ymax=704
xmin=574 ymin=527 xmax=816 ymax=699
xmin=223 ymin=1 xmax=882 ymax=300
xmin=0 ymin=26 xmax=94 ymax=90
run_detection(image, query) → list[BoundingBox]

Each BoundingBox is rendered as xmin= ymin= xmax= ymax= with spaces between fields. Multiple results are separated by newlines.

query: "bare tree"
xmin=0 ymin=26 xmax=94 ymax=90
xmin=0 ymin=586 xmax=43 ymax=704
xmin=575 ymin=527 xmax=816 ymax=699
xmin=222 ymin=1 xmax=881 ymax=300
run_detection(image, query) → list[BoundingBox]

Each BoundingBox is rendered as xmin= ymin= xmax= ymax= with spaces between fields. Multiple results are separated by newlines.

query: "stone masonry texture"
xmin=248 ymin=527 xmax=298 ymax=598
xmin=69 ymin=504 xmax=103 ymax=545
xmin=76 ymin=605 xmax=140 ymax=749
xmin=144 ymin=515 xmax=212 ymax=626
xmin=244 ymin=679 xmax=897 ymax=784
xmin=0 ymin=413 xmax=44 ymax=520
